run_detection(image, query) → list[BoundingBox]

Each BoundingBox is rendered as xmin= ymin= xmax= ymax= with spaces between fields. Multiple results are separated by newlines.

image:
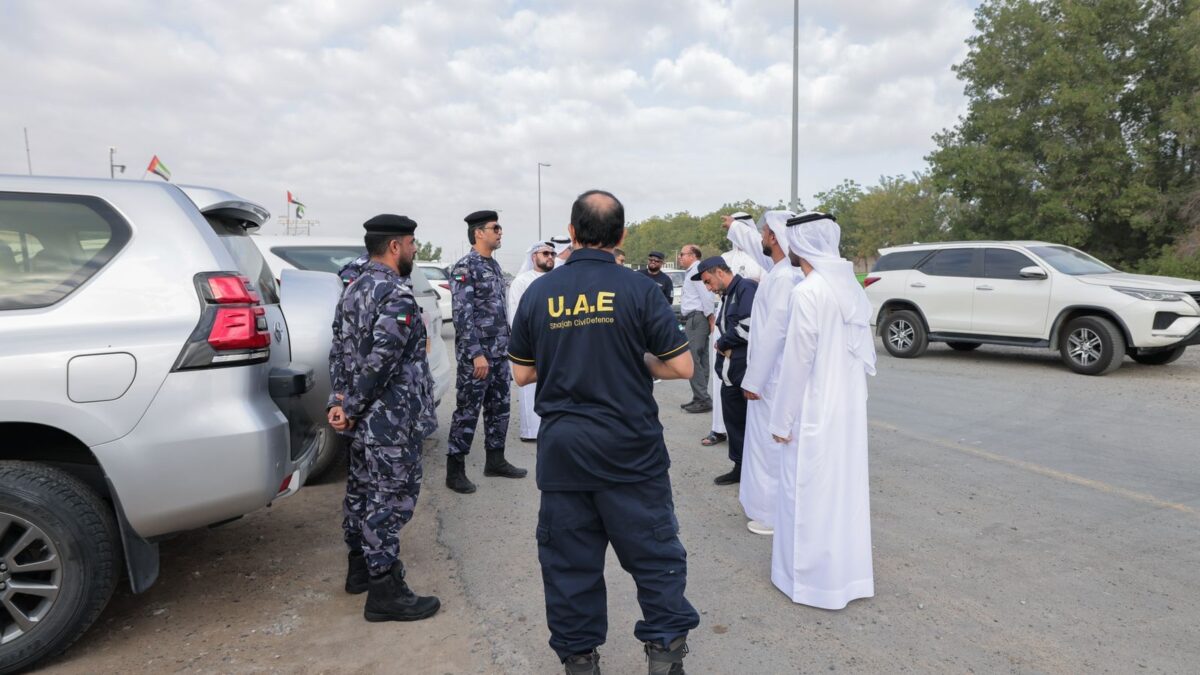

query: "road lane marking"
xmin=871 ymin=420 xmax=1198 ymax=517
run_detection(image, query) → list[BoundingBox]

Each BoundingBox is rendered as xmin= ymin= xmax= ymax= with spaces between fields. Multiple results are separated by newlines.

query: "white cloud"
xmin=0 ymin=0 xmax=979 ymax=270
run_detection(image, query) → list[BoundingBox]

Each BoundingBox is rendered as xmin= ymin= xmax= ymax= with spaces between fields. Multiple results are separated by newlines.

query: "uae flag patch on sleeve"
xmin=453 ymin=273 xmax=468 ymax=283
xmin=398 ymin=311 xmax=416 ymax=326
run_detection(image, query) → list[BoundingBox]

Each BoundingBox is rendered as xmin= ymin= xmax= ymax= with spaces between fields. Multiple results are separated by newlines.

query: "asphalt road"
xmin=43 ymin=330 xmax=1200 ymax=674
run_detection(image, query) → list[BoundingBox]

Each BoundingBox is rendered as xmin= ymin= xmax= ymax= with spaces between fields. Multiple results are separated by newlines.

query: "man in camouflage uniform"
xmin=327 ymin=213 xmax=440 ymax=622
xmin=445 ymin=209 xmax=527 ymax=494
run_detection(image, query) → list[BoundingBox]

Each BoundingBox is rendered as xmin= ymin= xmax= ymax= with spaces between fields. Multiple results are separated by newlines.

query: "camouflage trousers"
xmin=343 ymin=439 xmax=423 ymax=576
xmin=447 ymin=354 xmax=511 ymax=456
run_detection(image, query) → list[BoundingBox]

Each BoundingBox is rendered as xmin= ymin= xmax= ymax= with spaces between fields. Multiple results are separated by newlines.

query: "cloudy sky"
xmin=1 ymin=0 xmax=979 ymax=270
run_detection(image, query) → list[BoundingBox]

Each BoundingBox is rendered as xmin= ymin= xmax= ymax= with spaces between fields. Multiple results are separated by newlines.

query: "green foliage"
xmin=415 ymin=239 xmax=442 ymax=261
xmin=928 ymin=0 xmax=1200 ymax=270
xmin=622 ymin=199 xmax=789 ymax=266
xmin=813 ymin=173 xmax=959 ymax=263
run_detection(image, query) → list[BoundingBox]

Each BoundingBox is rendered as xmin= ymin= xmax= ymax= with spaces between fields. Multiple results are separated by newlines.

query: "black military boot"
xmin=363 ymin=562 xmax=441 ymax=622
xmin=645 ymin=636 xmax=688 ymax=675
xmin=483 ymin=448 xmax=527 ymax=479
xmin=564 ymin=649 xmax=601 ymax=674
xmin=345 ymin=551 xmax=369 ymax=594
xmin=445 ymin=454 xmax=477 ymax=494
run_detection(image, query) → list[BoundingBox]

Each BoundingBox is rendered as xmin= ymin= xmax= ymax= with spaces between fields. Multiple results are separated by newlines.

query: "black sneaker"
xmin=363 ymin=562 xmax=440 ymax=622
xmin=564 ymin=649 xmax=601 ymax=674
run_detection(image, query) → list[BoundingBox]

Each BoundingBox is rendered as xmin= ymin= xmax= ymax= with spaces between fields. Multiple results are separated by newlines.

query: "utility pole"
xmin=790 ymin=0 xmax=800 ymax=212
xmin=108 ymin=147 xmax=126 ymax=179
xmin=537 ymin=162 xmax=551 ymax=240
xmin=23 ymin=128 xmax=32 ymax=175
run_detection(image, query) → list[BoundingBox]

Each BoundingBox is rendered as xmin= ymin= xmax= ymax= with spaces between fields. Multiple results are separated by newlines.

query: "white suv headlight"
xmin=1112 ymin=287 xmax=1186 ymax=302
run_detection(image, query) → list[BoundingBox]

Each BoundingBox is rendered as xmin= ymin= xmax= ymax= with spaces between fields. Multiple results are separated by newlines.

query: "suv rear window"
xmin=918 ymin=248 xmax=978 ymax=277
xmin=205 ymin=216 xmax=280 ymax=304
xmin=0 ymin=193 xmax=132 ymax=310
xmin=419 ymin=264 xmax=448 ymax=281
xmin=871 ymin=250 xmax=932 ymax=272
xmin=272 ymin=245 xmax=436 ymax=295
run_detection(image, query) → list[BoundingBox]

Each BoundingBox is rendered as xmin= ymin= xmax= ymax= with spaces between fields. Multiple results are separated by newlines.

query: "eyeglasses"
xmin=481 ymin=224 xmax=503 ymax=232
xmin=535 ymin=251 xmax=554 ymax=257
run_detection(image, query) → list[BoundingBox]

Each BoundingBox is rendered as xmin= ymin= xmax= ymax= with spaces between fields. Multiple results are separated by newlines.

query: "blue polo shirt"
xmin=508 ymin=247 xmax=690 ymax=491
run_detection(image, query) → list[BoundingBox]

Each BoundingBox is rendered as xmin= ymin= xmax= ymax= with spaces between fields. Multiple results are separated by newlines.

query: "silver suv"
xmin=0 ymin=176 xmax=340 ymax=671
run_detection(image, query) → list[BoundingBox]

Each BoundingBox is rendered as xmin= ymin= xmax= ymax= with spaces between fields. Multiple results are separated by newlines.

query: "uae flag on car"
xmin=146 ymin=155 xmax=171 ymax=181
xmin=287 ymin=191 xmax=307 ymax=218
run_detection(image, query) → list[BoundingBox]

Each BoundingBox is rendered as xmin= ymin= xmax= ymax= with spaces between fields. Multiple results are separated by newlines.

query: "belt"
xmin=684 ymin=310 xmax=706 ymax=319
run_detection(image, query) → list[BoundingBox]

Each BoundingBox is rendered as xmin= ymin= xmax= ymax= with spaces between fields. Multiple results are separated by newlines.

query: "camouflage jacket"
xmin=329 ymin=260 xmax=437 ymax=447
xmin=450 ymin=249 xmax=509 ymax=360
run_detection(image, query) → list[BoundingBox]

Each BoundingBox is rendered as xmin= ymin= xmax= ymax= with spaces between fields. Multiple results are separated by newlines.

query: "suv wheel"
xmin=947 ymin=341 xmax=981 ymax=352
xmin=882 ymin=310 xmax=928 ymax=359
xmin=307 ymin=427 xmax=347 ymax=483
xmin=0 ymin=462 xmax=118 ymax=673
xmin=1131 ymin=345 xmax=1186 ymax=366
xmin=1060 ymin=316 xmax=1126 ymax=375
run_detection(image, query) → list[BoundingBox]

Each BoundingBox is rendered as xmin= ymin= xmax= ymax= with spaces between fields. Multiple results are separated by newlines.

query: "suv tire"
xmin=947 ymin=341 xmax=981 ymax=352
xmin=881 ymin=310 xmax=928 ymax=359
xmin=0 ymin=462 xmax=119 ymax=673
xmin=1060 ymin=316 xmax=1126 ymax=375
xmin=307 ymin=428 xmax=347 ymax=483
xmin=1131 ymin=345 xmax=1186 ymax=366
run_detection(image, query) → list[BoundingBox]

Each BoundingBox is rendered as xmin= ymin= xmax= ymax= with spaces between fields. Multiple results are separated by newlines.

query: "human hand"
xmin=328 ymin=405 xmax=349 ymax=431
xmin=772 ymin=434 xmax=790 ymax=444
xmin=743 ymin=389 xmax=761 ymax=401
xmin=473 ymin=355 xmax=490 ymax=380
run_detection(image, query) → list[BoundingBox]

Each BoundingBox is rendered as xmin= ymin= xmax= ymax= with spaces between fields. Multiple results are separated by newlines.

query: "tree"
xmin=928 ymin=0 xmax=1200 ymax=270
xmin=622 ymin=200 xmax=788 ymax=266
xmin=415 ymin=240 xmax=442 ymax=261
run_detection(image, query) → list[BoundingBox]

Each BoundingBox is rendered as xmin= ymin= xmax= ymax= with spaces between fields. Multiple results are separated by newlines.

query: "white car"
xmin=416 ymin=261 xmax=453 ymax=322
xmin=252 ymin=235 xmax=453 ymax=403
xmin=864 ymin=240 xmax=1200 ymax=375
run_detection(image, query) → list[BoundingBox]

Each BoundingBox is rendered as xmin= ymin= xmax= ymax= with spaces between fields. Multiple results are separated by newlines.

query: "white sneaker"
xmin=747 ymin=520 xmax=774 ymax=535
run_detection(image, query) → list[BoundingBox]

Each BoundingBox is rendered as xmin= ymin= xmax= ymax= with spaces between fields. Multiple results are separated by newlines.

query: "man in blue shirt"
xmin=508 ymin=190 xmax=700 ymax=675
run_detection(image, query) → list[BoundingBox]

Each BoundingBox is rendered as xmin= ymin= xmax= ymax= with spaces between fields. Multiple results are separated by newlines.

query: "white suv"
xmin=864 ymin=241 xmax=1200 ymax=375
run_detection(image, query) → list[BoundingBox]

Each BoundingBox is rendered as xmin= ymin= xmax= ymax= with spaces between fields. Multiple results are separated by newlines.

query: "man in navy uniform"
xmin=641 ymin=251 xmax=673 ymax=304
xmin=327 ymin=214 xmax=440 ymax=622
xmin=508 ymin=190 xmax=700 ymax=674
xmin=446 ymin=210 xmax=527 ymax=494
xmin=694 ymin=257 xmax=758 ymax=486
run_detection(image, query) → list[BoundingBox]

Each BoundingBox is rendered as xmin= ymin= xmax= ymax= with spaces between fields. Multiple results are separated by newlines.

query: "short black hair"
xmin=365 ymin=233 xmax=405 ymax=257
xmin=570 ymin=190 xmax=624 ymax=248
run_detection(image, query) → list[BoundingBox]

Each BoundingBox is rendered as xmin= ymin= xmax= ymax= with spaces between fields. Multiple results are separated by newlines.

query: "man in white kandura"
xmin=768 ymin=212 xmax=877 ymax=610
xmin=506 ymin=240 xmax=556 ymax=442
xmin=725 ymin=210 xmax=801 ymax=536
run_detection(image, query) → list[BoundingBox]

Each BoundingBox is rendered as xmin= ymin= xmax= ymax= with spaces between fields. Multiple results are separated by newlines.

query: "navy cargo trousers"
xmin=535 ymin=472 xmax=700 ymax=661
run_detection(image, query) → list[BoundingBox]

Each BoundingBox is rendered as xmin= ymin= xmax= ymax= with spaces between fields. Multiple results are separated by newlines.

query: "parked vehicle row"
xmin=864 ymin=240 xmax=1200 ymax=375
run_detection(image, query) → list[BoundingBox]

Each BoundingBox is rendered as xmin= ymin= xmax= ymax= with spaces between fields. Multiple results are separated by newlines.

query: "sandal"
xmin=700 ymin=432 xmax=727 ymax=446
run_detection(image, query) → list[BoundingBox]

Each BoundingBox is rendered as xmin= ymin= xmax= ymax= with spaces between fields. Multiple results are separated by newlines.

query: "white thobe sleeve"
xmin=727 ymin=220 xmax=773 ymax=271
xmin=767 ymin=288 xmax=818 ymax=439
xmin=741 ymin=276 xmax=792 ymax=396
xmin=506 ymin=274 xmax=531 ymax=325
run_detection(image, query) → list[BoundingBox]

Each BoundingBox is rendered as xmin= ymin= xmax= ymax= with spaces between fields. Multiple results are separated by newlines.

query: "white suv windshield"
xmin=1028 ymin=245 xmax=1115 ymax=275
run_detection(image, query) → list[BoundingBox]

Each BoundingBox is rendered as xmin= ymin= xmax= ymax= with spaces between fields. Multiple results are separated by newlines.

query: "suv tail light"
xmin=863 ymin=276 xmax=881 ymax=288
xmin=173 ymin=272 xmax=271 ymax=370
xmin=439 ymin=282 xmax=450 ymax=291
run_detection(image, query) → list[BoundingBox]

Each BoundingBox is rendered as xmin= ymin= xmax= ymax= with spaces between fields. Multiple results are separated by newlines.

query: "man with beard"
xmin=640 ymin=251 xmax=673 ymax=305
xmin=446 ymin=210 xmax=528 ymax=493
xmin=327 ymin=214 xmax=440 ymax=621
xmin=768 ymin=212 xmax=876 ymax=609
xmin=507 ymin=240 xmax=556 ymax=442
xmin=725 ymin=211 xmax=801 ymax=536
xmin=694 ymin=257 xmax=758 ymax=486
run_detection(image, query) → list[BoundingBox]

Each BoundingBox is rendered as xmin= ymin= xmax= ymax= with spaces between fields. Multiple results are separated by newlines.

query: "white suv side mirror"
xmin=1019 ymin=266 xmax=1048 ymax=280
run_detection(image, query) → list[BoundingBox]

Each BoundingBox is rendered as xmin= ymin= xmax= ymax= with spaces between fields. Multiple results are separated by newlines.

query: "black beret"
xmin=690 ymin=255 xmax=728 ymax=280
xmin=647 ymin=251 xmax=666 ymax=260
xmin=363 ymin=214 xmax=417 ymax=235
xmin=464 ymin=210 xmax=498 ymax=227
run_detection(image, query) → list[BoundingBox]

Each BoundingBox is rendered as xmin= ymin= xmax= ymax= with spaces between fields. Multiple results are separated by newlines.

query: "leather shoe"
xmin=714 ymin=464 xmax=741 ymax=485
xmin=683 ymin=402 xmax=712 ymax=413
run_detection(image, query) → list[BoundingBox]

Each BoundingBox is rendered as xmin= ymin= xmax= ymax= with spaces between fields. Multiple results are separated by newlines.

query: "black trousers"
xmin=720 ymin=383 xmax=747 ymax=465
xmin=536 ymin=472 xmax=700 ymax=661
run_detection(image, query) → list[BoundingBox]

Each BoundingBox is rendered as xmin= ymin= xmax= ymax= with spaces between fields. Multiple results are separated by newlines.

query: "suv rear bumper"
xmin=91 ymin=363 xmax=316 ymax=539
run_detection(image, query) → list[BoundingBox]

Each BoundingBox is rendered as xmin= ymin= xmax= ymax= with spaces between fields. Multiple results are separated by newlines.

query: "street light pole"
xmin=537 ymin=162 xmax=551 ymax=240
xmin=108 ymin=147 xmax=126 ymax=179
xmin=790 ymin=0 xmax=800 ymax=212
